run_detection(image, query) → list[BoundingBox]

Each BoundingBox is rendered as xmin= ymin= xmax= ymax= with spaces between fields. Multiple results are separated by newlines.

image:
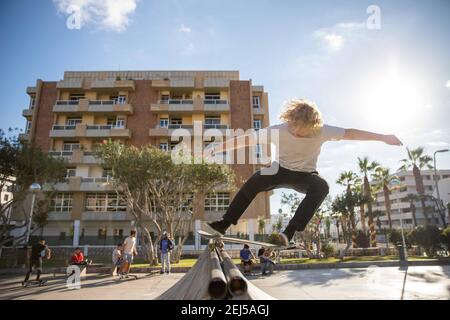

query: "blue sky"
xmin=1 ymin=0 xmax=449 ymax=215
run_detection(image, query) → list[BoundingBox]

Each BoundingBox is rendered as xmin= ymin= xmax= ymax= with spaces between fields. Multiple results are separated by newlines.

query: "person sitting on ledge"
xmin=70 ymin=247 xmax=91 ymax=266
xmin=240 ymin=244 xmax=253 ymax=275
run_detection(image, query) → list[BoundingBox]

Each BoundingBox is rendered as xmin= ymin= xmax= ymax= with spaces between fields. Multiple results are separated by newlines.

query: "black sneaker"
xmin=205 ymin=219 xmax=230 ymax=236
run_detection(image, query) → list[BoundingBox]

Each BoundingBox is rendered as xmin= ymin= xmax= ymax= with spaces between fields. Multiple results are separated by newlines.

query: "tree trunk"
xmin=413 ymin=165 xmax=430 ymax=226
xmin=383 ymin=185 xmax=393 ymax=229
xmin=359 ymin=205 xmax=367 ymax=233
xmin=350 ymin=214 xmax=358 ymax=248
xmin=364 ymin=176 xmax=377 ymax=247
xmin=410 ymin=203 xmax=418 ymax=227
xmin=137 ymin=224 xmax=157 ymax=265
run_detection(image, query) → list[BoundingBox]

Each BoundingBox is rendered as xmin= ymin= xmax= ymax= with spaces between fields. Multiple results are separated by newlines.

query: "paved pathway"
xmin=0 ymin=265 xmax=448 ymax=300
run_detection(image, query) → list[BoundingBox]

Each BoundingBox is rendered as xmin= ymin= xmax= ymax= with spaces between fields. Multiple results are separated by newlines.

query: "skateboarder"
xmin=22 ymin=239 xmax=51 ymax=286
xmin=205 ymin=98 xmax=402 ymax=246
xmin=120 ymin=230 xmax=138 ymax=276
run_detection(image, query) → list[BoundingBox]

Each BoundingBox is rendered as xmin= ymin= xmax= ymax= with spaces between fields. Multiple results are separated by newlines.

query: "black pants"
xmin=222 ymin=165 xmax=329 ymax=239
xmin=24 ymin=259 xmax=42 ymax=282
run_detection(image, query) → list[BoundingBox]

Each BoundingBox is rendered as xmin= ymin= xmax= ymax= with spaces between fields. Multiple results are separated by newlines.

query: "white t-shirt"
xmin=256 ymin=123 xmax=345 ymax=172
xmin=122 ymin=236 xmax=136 ymax=255
xmin=112 ymin=248 xmax=121 ymax=264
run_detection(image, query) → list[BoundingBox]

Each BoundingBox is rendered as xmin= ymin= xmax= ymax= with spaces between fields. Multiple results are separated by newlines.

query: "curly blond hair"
xmin=279 ymin=99 xmax=323 ymax=133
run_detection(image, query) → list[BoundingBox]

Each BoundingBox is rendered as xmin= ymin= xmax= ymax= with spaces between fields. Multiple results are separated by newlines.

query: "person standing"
xmin=158 ymin=231 xmax=174 ymax=274
xmin=22 ymin=239 xmax=51 ymax=286
xmin=120 ymin=230 xmax=137 ymax=275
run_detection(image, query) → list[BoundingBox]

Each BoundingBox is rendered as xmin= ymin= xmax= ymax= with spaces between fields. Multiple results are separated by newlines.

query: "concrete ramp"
xmin=156 ymin=246 xmax=275 ymax=300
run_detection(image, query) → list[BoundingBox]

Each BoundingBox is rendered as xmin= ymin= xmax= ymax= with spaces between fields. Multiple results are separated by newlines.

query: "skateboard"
xmin=22 ymin=279 xmax=47 ymax=287
xmin=117 ymin=273 xmax=138 ymax=281
xmin=197 ymin=230 xmax=299 ymax=250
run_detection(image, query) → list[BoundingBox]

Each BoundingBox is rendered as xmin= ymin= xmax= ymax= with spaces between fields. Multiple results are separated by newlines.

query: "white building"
xmin=372 ymin=169 xmax=450 ymax=230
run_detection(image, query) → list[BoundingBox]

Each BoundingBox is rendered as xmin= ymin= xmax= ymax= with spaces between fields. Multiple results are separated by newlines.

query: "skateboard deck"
xmin=197 ymin=230 xmax=297 ymax=250
xmin=118 ymin=274 xmax=138 ymax=280
xmin=23 ymin=280 xmax=47 ymax=287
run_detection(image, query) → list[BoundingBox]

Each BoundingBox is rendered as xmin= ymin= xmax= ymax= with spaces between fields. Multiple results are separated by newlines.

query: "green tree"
xmin=399 ymin=147 xmax=433 ymax=225
xmin=404 ymin=193 xmax=420 ymax=228
xmin=257 ymin=215 xmax=266 ymax=238
xmin=372 ymin=167 xmax=399 ymax=230
xmin=96 ymin=141 xmax=234 ymax=264
xmin=0 ymin=129 xmax=65 ymax=248
xmin=357 ymin=157 xmax=380 ymax=247
xmin=408 ymin=225 xmax=442 ymax=257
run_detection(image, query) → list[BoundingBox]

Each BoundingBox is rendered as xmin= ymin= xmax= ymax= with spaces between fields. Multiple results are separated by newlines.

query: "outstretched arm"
xmin=343 ymin=129 xmax=403 ymax=146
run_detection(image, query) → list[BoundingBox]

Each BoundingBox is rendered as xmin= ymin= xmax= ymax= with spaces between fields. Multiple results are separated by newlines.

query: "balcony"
xmin=50 ymin=124 xmax=131 ymax=139
xmin=26 ymin=86 xmax=37 ymax=95
xmin=57 ymin=79 xmax=84 ymax=90
xmin=48 ymin=149 xmax=101 ymax=164
xmin=150 ymin=99 xmax=195 ymax=112
xmin=149 ymin=124 xmax=194 ymax=137
xmin=22 ymin=108 xmax=34 ymax=118
xmin=148 ymin=124 xmax=228 ymax=137
xmin=53 ymin=99 xmax=133 ymax=114
xmin=18 ymin=133 xmax=30 ymax=141
xmin=90 ymin=79 xmax=135 ymax=91
xmin=152 ymin=78 xmax=195 ymax=88
xmin=150 ymin=98 xmax=229 ymax=113
xmin=81 ymin=211 xmax=127 ymax=221
xmin=86 ymin=125 xmax=131 ymax=138
xmin=47 ymin=212 xmax=73 ymax=221
xmin=80 ymin=177 xmax=114 ymax=192
xmin=252 ymin=107 xmax=265 ymax=115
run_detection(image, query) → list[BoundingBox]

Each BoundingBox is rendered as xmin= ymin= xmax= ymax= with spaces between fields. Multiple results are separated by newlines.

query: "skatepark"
xmin=1 ymin=265 xmax=449 ymax=300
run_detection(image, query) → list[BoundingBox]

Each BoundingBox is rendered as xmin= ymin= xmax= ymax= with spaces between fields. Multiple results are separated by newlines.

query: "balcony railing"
xmin=52 ymin=125 xmax=76 ymax=130
xmin=204 ymin=99 xmax=228 ymax=105
xmin=81 ymin=177 xmax=112 ymax=183
xmin=86 ymin=124 xmax=124 ymax=130
xmin=89 ymin=99 xmax=127 ymax=105
xmin=56 ymin=100 xmax=80 ymax=106
xmin=158 ymin=99 xmax=194 ymax=105
xmin=48 ymin=151 xmax=73 ymax=157
xmin=167 ymin=124 xmax=194 ymax=129
xmin=204 ymin=124 xmax=228 ymax=129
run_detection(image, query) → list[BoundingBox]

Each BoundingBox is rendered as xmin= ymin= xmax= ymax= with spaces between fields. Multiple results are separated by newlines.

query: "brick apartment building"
xmin=14 ymin=70 xmax=271 ymax=249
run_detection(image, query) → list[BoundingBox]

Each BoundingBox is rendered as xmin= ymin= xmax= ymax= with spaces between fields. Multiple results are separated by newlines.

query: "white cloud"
xmin=178 ymin=24 xmax=192 ymax=33
xmin=313 ymin=21 xmax=365 ymax=52
xmin=53 ymin=0 xmax=138 ymax=32
xmin=446 ymin=80 xmax=450 ymax=89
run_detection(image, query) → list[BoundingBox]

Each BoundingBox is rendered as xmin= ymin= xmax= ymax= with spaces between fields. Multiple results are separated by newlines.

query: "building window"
xmin=66 ymin=167 xmax=76 ymax=178
xmin=98 ymin=228 xmax=107 ymax=239
xmin=159 ymin=143 xmax=169 ymax=151
xmin=255 ymin=144 xmax=263 ymax=159
xmin=170 ymin=118 xmax=182 ymax=125
xmin=69 ymin=93 xmax=85 ymax=101
xmin=160 ymin=94 xmax=169 ymax=103
xmin=66 ymin=117 xmax=82 ymax=126
xmin=159 ymin=118 xmax=169 ymax=128
xmin=63 ymin=141 xmax=80 ymax=151
xmin=205 ymin=193 xmax=230 ymax=211
xmin=252 ymin=96 xmax=260 ymax=108
xmin=115 ymin=95 xmax=127 ymax=104
xmin=205 ymin=117 xmax=221 ymax=128
xmin=205 ymin=93 xmax=221 ymax=100
xmin=26 ymin=121 xmax=32 ymax=134
xmin=59 ymin=232 xmax=67 ymax=240
xmin=29 ymin=97 xmax=36 ymax=109
xmin=253 ymin=119 xmax=262 ymax=130
xmin=85 ymin=193 xmax=127 ymax=212
xmin=102 ymin=168 xmax=113 ymax=179
xmin=50 ymin=193 xmax=73 ymax=212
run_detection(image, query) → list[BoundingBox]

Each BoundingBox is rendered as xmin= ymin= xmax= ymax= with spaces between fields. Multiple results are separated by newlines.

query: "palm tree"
xmin=399 ymin=147 xmax=433 ymax=225
xmin=404 ymin=193 xmax=420 ymax=227
xmin=358 ymin=157 xmax=380 ymax=247
xmin=354 ymin=182 xmax=367 ymax=234
xmin=336 ymin=171 xmax=361 ymax=248
xmin=372 ymin=167 xmax=399 ymax=230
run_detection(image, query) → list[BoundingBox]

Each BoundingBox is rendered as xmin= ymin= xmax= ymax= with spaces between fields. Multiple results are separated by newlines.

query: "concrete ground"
xmin=0 ymin=265 xmax=449 ymax=300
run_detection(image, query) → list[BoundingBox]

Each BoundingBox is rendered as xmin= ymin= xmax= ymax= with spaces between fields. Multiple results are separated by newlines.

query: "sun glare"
xmin=357 ymin=64 xmax=427 ymax=131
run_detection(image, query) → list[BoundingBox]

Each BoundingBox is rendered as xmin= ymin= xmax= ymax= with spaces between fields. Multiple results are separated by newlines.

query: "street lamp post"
xmin=25 ymin=183 xmax=42 ymax=245
xmin=433 ymin=149 xmax=449 ymax=226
